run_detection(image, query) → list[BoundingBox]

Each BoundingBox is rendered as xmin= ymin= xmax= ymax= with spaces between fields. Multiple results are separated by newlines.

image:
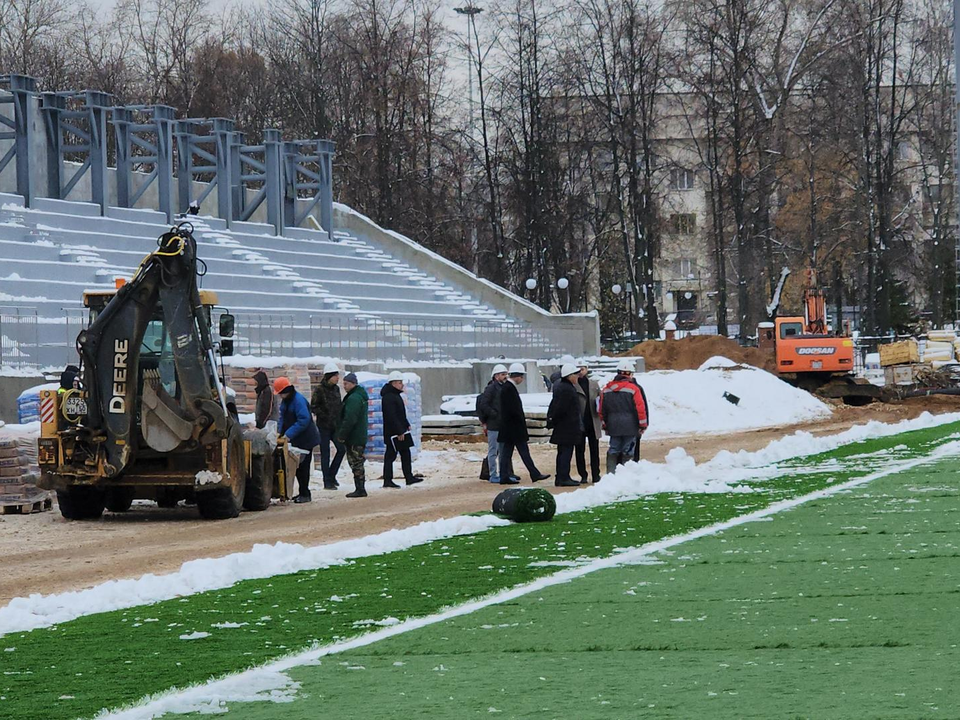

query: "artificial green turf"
xmin=1 ymin=421 xmax=958 ymax=720
xmin=214 ymin=461 xmax=960 ymax=719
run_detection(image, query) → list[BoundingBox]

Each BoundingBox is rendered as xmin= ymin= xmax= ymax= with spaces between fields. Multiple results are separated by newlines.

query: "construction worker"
xmin=498 ymin=362 xmax=550 ymax=485
xmin=598 ymin=359 xmax=649 ymax=473
xmin=546 ymin=362 xmax=585 ymax=487
xmin=311 ymin=361 xmax=344 ymax=490
xmin=275 ymin=376 xmax=321 ymax=504
xmin=575 ymin=359 xmax=602 ymax=483
xmin=477 ymin=363 xmax=508 ymax=483
xmin=253 ymin=371 xmax=275 ymax=429
xmin=337 ymin=372 xmax=369 ymax=498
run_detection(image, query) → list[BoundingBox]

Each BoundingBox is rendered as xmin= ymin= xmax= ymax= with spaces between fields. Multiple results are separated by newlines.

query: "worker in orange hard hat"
xmin=275 ymin=377 xmax=321 ymax=503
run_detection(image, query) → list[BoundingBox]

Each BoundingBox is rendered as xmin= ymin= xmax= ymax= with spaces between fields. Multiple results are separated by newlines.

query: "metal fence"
xmin=222 ymin=313 xmax=577 ymax=362
xmin=0 ymin=308 xmax=582 ymax=370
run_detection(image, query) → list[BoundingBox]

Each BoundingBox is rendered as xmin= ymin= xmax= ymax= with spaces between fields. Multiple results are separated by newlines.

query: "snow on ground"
xmin=2 ymin=410 xmax=957 ymax=637
xmin=100 ymin=436 xmax=960 ymax=720
xmin=440 ymin=357 xmax=831 ymax=435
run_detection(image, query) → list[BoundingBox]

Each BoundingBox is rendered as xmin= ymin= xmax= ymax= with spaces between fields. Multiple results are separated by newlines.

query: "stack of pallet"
xmin=221 ymin=365 xmax=313 ymax=415
xmin=422 ymin=415 xmax=484 ymax=439
xmin=879 ymin=339 xmax=925 ymax=385
xmin=525 ymin=409 xmax=551 ymax=444
xmin=924 ymin=331 xmax=957 ymax=368
xmin=0 ymin=431 xmax=51 ymax=514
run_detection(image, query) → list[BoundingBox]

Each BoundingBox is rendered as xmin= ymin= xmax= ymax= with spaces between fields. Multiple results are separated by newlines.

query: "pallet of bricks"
xmin=0 ymin=431 xmax=51 ymax=514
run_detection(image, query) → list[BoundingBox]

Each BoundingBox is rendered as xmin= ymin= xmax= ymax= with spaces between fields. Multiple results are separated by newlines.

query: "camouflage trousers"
xmin=346 ymin=444 xmax=366 ymax=481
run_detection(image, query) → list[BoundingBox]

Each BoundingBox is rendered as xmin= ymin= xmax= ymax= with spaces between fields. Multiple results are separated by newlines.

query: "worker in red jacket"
xmin=598 ymin=359 xmax=649 ymax=473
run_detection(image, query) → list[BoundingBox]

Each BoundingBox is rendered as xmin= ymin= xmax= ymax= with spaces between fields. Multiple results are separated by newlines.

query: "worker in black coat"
xmin=547 ymin=363 xmax=586 ymax=487
xmin=380 ymin=371 xmax=424 ymax=488
xmin=497 ymin=363 xmax=550 ymax=485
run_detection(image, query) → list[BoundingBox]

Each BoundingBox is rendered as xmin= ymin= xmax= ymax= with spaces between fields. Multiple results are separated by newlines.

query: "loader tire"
xmin=57 ymin=486 xmax=106 ymax=520
xmin=243 ymin=452 xmax=274 ymax=511
xmin=105 ymin=487 xmax=136 ymax=513
xmin=197 ymin=430 xmax=246 ymax=520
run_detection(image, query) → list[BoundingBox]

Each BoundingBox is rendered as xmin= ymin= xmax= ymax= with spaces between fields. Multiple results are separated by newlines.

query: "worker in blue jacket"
xmin=274 ymin=376 xmax=321 ymax=504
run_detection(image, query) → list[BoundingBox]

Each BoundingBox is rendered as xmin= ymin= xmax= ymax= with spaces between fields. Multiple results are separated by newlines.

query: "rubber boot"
xmin=346 ymin=478 xmax=367 ymax=498
xmin=606 ymin=452 xmax=619 ymax=475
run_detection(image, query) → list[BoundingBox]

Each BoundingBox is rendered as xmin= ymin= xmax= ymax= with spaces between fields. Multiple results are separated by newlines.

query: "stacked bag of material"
xmin=924 ymin=330 xmax=957 ymax=368
xmin=221 ymin=365 xmax=313 ymax=415
xmin=0 ymin=429 xmax=50 ymax=512
xmin=357 ymin=372 xmax=422 ymax=461
xmin=16 ymin=383 xmax=58 ymax=424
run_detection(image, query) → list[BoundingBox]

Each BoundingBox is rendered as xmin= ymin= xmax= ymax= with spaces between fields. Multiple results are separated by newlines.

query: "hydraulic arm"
xmin=76 ymin=224 xmax=230 ymax=478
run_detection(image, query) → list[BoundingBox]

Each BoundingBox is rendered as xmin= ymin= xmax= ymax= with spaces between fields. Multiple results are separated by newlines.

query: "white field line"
xmin=98 ymin=439 xmax=960 ymax=720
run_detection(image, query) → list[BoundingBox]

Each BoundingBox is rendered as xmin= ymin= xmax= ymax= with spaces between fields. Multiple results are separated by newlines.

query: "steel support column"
xmin=264 ymin=129 xmax=283 ymax=235
xmin=0 ymin=74 xmax=37 ymax=205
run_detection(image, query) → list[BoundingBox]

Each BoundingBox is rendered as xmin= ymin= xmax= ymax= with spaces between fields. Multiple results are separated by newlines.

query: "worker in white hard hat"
xmin=599 ymin=358 xmax=649 ymax=472
xmin=477 ymin=363 xmax=509 ymax=483
xmin=548 ymin=354 xmax=578 ymax=389
xmin=497 ymin=362 xmax=550 ymax=485
xmin=546 ymin=363 xmax=586 ymax=487
xmin=381 ymin=371 xmax=424 ymax=488
xmin=311 ymin=360 xmax=345 ymax=489
xmin=575 ymin=359 xmax=602 ymax=483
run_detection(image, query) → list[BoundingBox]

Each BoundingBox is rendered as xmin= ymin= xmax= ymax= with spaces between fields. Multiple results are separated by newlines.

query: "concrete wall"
xmin=0 ymin=375 xmax=47 ymax=423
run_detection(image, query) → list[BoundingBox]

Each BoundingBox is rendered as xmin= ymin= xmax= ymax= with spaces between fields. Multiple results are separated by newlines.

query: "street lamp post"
xmin=454 ymin=5 xmax=483 ymax=131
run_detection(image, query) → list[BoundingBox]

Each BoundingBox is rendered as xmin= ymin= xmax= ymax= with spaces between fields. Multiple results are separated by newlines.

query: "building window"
xmin=679 ymin=257 xmax=697 ymax=278
xmin=670 ymin=167 xmax=695 ymax=190
xmin=671 ymin=213 xmax=696 ymax=235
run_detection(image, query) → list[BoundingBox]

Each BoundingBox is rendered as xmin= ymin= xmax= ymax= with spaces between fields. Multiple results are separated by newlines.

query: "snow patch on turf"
xmin=2 ymin=412 xmax=959 ymax=638
xmin=99 ymin=439 xmax=960 ymax=719
xmin=554 ymin=411 xmax=960 ymax=514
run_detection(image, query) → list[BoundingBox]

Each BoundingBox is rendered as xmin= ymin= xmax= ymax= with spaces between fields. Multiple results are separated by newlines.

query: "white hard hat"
xmin=323 ymin=361 xmax=340 ymax=374
xmin=492 ymin=363 xmax=508 ymax=375
xmin=387 ymin=370 xmax=404 ymax=382
xmin=508 ymin=362 xmax=526 ymax=375
xmin=559 ymin=354 xmax=575 ymax=365
xmin=616 ymin=358 xmax=636 ymax=372
xmin=560 ymin=363 xmax=579 ymax=378
xmin=576 ymin=358 xmax=589 ymax=368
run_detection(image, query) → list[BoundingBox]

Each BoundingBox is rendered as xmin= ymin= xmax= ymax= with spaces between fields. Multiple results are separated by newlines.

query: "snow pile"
xmin=440 ymin=358 xmax=831 ymax=436
xmin=641 ymin=360 xmax=830 ymax=437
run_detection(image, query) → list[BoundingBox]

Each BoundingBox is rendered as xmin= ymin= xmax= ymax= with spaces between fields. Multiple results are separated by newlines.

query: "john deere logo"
xmin=797 ymin=347 xmax=836 ymax=355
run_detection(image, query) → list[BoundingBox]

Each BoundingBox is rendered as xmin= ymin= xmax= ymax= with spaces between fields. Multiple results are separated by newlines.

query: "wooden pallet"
xmin=0 ymin=495 xmax=53 ymax=514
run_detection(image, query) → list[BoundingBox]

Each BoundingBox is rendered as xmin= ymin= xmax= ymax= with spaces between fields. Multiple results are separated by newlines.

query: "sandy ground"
xmin=2 ymin=396 xmax=958 ymax=605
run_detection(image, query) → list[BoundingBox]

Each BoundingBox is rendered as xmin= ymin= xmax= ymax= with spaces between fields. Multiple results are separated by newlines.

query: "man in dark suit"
xmin=547 ymin=363 xmax=586 ymax=487
xmin=497 ymin=363 xmax=550 ymax=485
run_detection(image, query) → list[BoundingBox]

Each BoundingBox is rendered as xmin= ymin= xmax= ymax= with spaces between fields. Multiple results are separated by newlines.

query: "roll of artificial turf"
xmin=492 ymin=487 xmax=557 ymax=523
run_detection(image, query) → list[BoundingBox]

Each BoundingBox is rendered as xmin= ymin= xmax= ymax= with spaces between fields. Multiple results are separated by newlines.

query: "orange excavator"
xmin=759 ymin=268 xmax=880 ymax=405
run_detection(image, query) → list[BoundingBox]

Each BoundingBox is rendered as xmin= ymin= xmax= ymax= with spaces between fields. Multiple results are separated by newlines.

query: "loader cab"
xmin=82 ymin=288 xmax=225 ymax=406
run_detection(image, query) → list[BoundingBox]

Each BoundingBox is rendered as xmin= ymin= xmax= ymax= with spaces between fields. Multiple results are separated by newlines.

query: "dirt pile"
xmin=622 ymin=335 xmax=778 ymax=373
